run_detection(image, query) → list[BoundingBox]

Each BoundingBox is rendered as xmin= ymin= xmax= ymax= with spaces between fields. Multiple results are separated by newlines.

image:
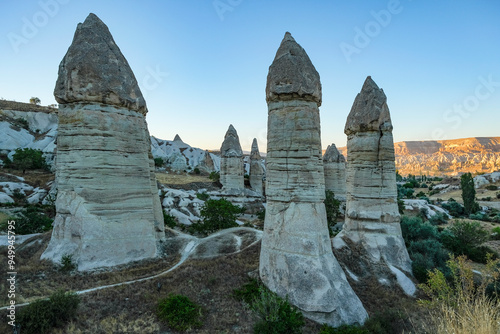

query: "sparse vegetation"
xmin=486 ymin=185 xmax=498 ymax=191
xmin=17 ymin=290 xmax=80 ymax=334
xmin=157 ymin=294 xmax=203 ymax=331
xmin=163 ymin=211 xmax=177 ymax=228
xmin=233 ymin=277 xmax=261 ymax=305
xmin=252 ymin=286 xmax=305 ymax=334
xmin=196 ymin=192 xmax=210 ymax=201
xmin=4 ymin=148 xmax=49 ymax=173
xmin=209 ymin=171 xmax=220 ymax=182
xmin=60 ymin=254 xmax=77 ymax=273
xmin=325 ymin=190 xmax=341 ymax=236
xmin=154 ymin=157 xmax=164 ymax=167
xmin=442 ymin=198 xmax=465 ymax=217
xmin=14 ymin=205 xmax=54 ymax=234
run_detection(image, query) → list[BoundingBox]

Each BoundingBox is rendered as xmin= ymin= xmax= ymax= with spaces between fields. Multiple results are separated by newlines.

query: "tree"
xmin=191 ymin=198 xmax=243 ymax=235
xmin=29 ymin=97 xmax=41 ymax=105
xmin=461 ymin=173 xmax=480 ymax=215
xmin=10 ymin=148 xmax=48 ymax=173
xmin=324 ymin=190 xmax=341 ymax=236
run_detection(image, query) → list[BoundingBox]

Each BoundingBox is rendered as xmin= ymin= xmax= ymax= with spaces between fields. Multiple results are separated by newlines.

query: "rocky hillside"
xmin=338 ymin=137 xmax=500 ymax=176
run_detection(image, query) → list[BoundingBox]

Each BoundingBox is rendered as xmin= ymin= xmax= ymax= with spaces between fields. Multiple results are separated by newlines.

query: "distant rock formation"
xmin=323 ymin=143 xmax=346 ymax=200
xmin=249 ymin=138 xmax=264 ymax=194
xmin=41 ymin=13 xmax=165 ymax=270
xmin=333 ymin=76 xmax=415 ymax=296
xmin=220 ymin=124 xmax=244 ymax=190
xmin=260 ymin=32 xmax=367 ymax=326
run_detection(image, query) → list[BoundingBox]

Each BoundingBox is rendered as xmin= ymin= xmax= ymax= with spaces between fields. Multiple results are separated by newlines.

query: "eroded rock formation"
xmin=260 ymin=32 xmax=368 ymax=326
xmin=333 ymin=76 xmax=415 ymax=296
xmin=219 ymin=124 xmax=244 ymax=190
xmin=249 ymin=138 xmax=264 ymax=194
xmin=323 ymin=143 xmax=346 ymax=200
xmin=41 ymin=13 xmax=165 ymax=270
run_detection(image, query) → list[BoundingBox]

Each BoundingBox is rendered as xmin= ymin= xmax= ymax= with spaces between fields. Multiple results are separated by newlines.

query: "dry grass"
xmin=0 ymin=169 xmax=54 ymax=188
xmin=155 ymin=172 xmax=210 ymax=185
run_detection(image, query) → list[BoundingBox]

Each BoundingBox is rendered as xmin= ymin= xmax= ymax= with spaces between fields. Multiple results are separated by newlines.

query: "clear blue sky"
xmin=1 ymin=0 xmax=499 ymax=151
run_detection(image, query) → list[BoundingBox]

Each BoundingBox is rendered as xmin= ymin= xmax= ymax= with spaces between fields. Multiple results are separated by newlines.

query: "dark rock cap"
xmin=266 ymin=32 xmax=321 ymax=105
xmin=54 ymin=13 xmax=147 ymax=114
xmin=220 ymin=124 xmax=243 ymax=157
xmin=344 ymin=76 xmax=392 ymax=135
xmin=323 ymin=144 xmax=345 ymax=163
xmin=250 ymin=138 xmax=261 ymax=160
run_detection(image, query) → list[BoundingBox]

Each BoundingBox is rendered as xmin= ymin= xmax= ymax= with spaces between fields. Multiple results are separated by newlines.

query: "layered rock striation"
xmin=219 ymin=124 xmax=244 ymax=190
xmin=323 ymin=143 xmax=346 ymax=200
xmin=41 ymin=13 xmax=165 ymax=270
xmin=333 ymin=76 xmax=414 ymax=295
xmin=260 ymin=32 xmax=367 ymax=326
xmin=249 ymin=138 xmax=264 ymax=194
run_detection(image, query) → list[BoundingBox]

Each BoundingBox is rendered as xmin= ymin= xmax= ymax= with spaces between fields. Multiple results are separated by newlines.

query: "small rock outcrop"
xmin=249 ymin=138 xmax=264 ymax=194
xmin=219 ymin=124 xmax=244 ymax=190
xmin=323 ymin=143 xmax=346 ymax=200
xmin=41 ymin=13 xmax=165 ymax=271
xmin=260 ymin=32 xmax=368 ymax=326
xmin=333 ymin=76 xmax=414 ymax=295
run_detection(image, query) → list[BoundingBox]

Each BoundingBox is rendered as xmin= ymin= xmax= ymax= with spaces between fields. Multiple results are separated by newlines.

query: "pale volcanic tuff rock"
xmin=249 ymin=138 xmax=264 ymax=194
xmin=323 ymin=144 xmax=346 ymax=200
xmin=333 ymin=77 xmax=415 ymax=296
xmin=41 ymin=13 xmax=165 ymax=271
xmin=219 ymin=124 xmax=244 ymax=190
xmin=260 ymin=32 xmax=367 ymax=326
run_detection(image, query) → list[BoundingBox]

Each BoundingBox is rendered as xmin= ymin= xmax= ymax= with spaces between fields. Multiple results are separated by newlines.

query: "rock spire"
xmin=323 ymin=144 xmax=346 ymax=200
xmin=219 ymin=124 xmax=244 ymax=190
xmin=249 ymin=138 xmax=264 ymax=194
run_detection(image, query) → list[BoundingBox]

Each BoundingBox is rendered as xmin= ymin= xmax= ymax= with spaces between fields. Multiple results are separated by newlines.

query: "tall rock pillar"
xmin=41 ymin=13 xmax=165 ymax=270
xmin=220 ymin=124 xmax=244 ymax=190
xmin=333 ymin=76 xmax=415 ymax=295
xmin=260 ymin=32 xmax=367 ymax=326
xmin=249 ymin=138 xmax=264 ymax=194
xmin=323 ymin=144 xmax=346 ymax=200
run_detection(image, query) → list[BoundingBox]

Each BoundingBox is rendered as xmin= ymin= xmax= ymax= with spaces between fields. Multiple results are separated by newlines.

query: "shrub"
xmin=325 ymin=190 xmax=341 ymax=237
xmin=408 ymin=239 xmax=450 ymax=282
xmin=415 ymin=191 xmax=426 ymax=198
xmin=233 ymin=278 xmax=261 ymax=305
xmin=193 ymin=167 xmax=201 ymax=174
xmin=419 ymin=255 xmax=500 ymax=333
xmin=497 ymin=192 xmax=500 ymax=199
xmin=442 ymin=198 xmax=465 ymax=217
xmin=163 ymin=211 xmax=177 ymax=229
xmin=401 ymin=216 xmax=440 ymax=244
xmin=15 ymin=205 xmax=53 ymax=234
xmin=209 ymin=171 xmax=220 ymax=182
xmin=60 ymin=254 xmax=77 ymax=272
xmin=196 ymin=192 xmax=210 ymax=201
xmin=428 ymin=212 xmax=449 ymax=226
xmin=17 ymin=290 xmax=80 ymax=334
xmin=8 ymin=148 xmax=48 ymax=172
xmin=157 ymin=294 xmax=203 ymax=331
xmin=257 ymin=209 xmax=266 ymax=221
xmin=469 ymin=212 xmax=490 ymax=221
xmin=486 ymin=185 xmax=498 ymax=191
xmin=154 ymin=157 xmax=164 ymax=167
xmin=252 ymin=286 xmax=305 ymax=334
xmin=190 ymin=198 xmax=242 ymax=235
xmin=397 ymin=198 xmax=405 ymax=214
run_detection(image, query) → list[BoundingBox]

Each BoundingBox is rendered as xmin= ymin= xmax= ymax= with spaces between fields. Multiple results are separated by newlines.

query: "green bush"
xmin=252 ymin=286 xmax=305 ymax=334
xmin=325 ymin=190 xmax=341 ymax=237
xmin=60 ymin=254 xmax=77 ymax=272
xmin=157 ymin=294 xmax=203 ymax=331
xmin=486 ymin=185 xmax=498 ymax=191
xmin=190 ymin=198 xmax=242 ymax=235
xmin=7 ymin=148 xmax=49 ymax=172
xmin=209 ymin=171 xmax=220 ymax=182
xmin=193 ymin=167 xmax=201 ymax=175
xmin=154 ymin=157 xmax=164 ymax=167
xmin=233 ymin=278 xmax=261 ymax=305
xmin=442 ymin=198 xmax=465 ymax=217
xmin=196 ymin=192 xmax=210 ymax=201
xmin=401 ymin=216 xmax=440 ymax=244
xmin=428 ymin=212 xmax=449 ymax=225
xmin=257 ymin=209 xmax=266 ymax=221
xmin=163 ymin=211 xmax=177 ymax=229
xmin=15 ymin=205 xmax=53 ymax=234
xmin=17 ymin=290 xmax=80 ymax=334
xmin=492 ymin=226 xmax=500 ymax=240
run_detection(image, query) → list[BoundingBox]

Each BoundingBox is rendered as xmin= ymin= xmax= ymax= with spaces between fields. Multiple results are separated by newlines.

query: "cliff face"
xmin=338 ymin=137 xmax=500 ymax=176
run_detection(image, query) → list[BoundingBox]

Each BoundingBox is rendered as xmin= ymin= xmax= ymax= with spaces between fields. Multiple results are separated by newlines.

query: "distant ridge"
xmin=0 ymin=100 xmax=56 ymax=113
xmin=337 ymin=137 xmax=500 ymax=176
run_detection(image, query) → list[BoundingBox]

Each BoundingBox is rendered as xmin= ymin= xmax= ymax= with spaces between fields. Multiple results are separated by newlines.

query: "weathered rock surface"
xmin=333 ymin=76 xmax=414 ymax=295
xmin=323 ymin=143 xmax=346 ymax=200
xmin=260 ymin=32 xmax=367 ymax=326
xmin=220 ymin=124 xmax=244 ymax=190
xmin=249 ymin=138 xmax=264 ymax=194
xmin=41 ymin=13 xmax=165 ymax=271
xmin=54 ymin=13 xmax=147 ymax=114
